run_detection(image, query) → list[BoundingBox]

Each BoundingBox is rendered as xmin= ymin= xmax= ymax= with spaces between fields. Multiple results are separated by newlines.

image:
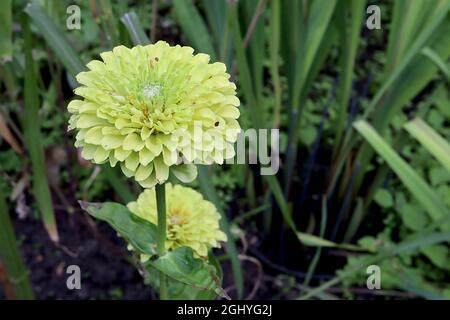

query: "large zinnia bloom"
xmin=127 ymin=183 xmax=227 ymax=258
xmin=68 ymin=41 xmax=240 ymax=187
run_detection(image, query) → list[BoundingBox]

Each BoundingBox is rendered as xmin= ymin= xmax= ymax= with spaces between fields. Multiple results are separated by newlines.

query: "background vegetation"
xmin=0 ymin=0 xmax=450 ymax=300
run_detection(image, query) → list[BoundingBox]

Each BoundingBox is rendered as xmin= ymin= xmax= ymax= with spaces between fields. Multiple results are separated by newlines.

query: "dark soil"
xmin=4 ymin=209 xmax=150 ymax=300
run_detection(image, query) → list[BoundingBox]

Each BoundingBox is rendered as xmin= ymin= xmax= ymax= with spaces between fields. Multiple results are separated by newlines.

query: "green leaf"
xmin=354 ymin=120 xmax=450 ymax=226
xmin=80 ymin=201 xmax=158 ymax=255
xmin=420 ymin=244 xmax=450 ymax=270
xmin=145 ymin=266 xmax=217 ymax=300
xmin=0 ymin=0 xmax=12 ymax=62
xmin=228 ymin=1 xmax=260 ymax=128
xmin=300 ymin=230 xmax=450 ymax=300
xmin=291 ymin=0 xmax=338 ymax=106
xmin=81 ymin=201 xmax=225 ymax=298
xmin=333 ymin=0 xmax=366 ymax=149
xmin=364 ymin=2 xmax=450 ymax=121
xmin=0 ymin=176 xmax=34 ymax=299
xmin=374 ymin=189 xmax=394 ymax=208
xmin=422 ymin=47 xmax=450 ymax=82
xmin=298 ymin=126 xmax=317 ymax=147
xmin=22 ymin=13 xmax=58 ymax=242
xmin=297 ymin=232 xmax=362 ymax=251
xmin=351 ymin=3 xmax=450 ymax=204
xmin=284 ymin=0 xmax=338 ymax=191
xmin=399 ymin=204 xmax=429 ymax=232
xmin=303 ymin=197 xmax=328 ymax=287
xmin=146 ymin=251 xmax=222 ymax=299
xmin=404 ymin=118 xmax=450 ymax=174
xmin=383 ymin=0 xmax=432 ymax=78
xmin=145 ymin=247 xmax=224 ymax=298
xmin=429 ymin=167 xmax=450 ymax=186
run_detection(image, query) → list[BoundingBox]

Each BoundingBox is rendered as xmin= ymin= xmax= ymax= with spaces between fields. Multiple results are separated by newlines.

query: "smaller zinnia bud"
xmin=127 ymin=183 xmax=227 ymax=259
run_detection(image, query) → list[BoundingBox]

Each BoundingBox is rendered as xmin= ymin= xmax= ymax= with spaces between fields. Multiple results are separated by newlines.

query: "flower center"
xmin=142 ymin=84 xmax=162 ymax=99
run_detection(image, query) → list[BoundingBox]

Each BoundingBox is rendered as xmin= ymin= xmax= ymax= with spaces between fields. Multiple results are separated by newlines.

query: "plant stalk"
xmin=155 ymin=183 xmax=168 ymax=300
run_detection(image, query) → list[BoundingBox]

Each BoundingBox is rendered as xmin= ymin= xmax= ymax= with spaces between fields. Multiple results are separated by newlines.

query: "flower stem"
xmin=155 ymin=183 xmax=168 ymax=300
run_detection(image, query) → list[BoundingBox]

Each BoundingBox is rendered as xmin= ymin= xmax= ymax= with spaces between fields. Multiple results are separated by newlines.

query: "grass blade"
xmin=0 ymin=0 xmax=12 ymax=62
xmin=228 ymin=1 xmax=260 ymax=128
xmin=0 ymin=177 xmax=34 ymax=299
xmin=354 ymin=120 xmax=450 ymax=224
xmin=349 ymin=4 xmax=450 ymax=211
xmin=269 ymin=0 xmax=282 ymax=126
xmin=24 ymin=3 xmax=84 ymax=79
xmin=421 ymin=47 xmax=450 ymax=82
xmin=290 ymin=0 xmax=337 ymax=106
xmin=22 ymin=13 xmax=58 ymax=242
xmin=173 ymin=0 xmax=216 ymax=60
xmin=333 ymin=0 xmax=366 ymax=152
xmin=404 ymin=118 xmax=450 ymax=174
xmin=284 ymin=0 xmax=337 ymax=193
xmin=202 ymin=0 xmax=227 ymax=56
xmin=343 ymin=197 xmax=364 ymax=242
xmin=97 ymin=0 xmax=119 ymax=46
xmin=120 ymin=12 xmax=150 ymax=45
xmin=363 ymin=3 xmax=450 ymax=120
xmin=383 ymin=0 xmax=430 ymax=77
xmin=299 ymin=230 xmax=450 ymax=299
xmin=303 ymin=197 xmax=327 ymax=287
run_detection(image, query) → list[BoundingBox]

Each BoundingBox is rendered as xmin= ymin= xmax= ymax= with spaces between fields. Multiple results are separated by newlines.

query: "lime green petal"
xmin=93 ymin=146 xmax=109 ymax=163
xmin=76 ymin=115 xmax=106 ymax=128
xmin=86 ymin=60 xmax=106 ymax=72
xmin=81 ymin=144 xmax=97 ymax=160
xmin=162 ymin=147 xmax=177 ymax=166
xmin=79 ymin=102 xmax=98 ymax=114
xmin=125 ymin=152 xmax=139 ymax=171
xmin=120 ymin=162 xmax=134 ymax=178
xmin=114 ymin=147 xmax=132 ymax=162
xmin=219 ymin=105 xmax=240 ymax=118
xmin=158 ymin=134 xmax=177 ymax=152
xmin=101 ymin=135 xmax=124 ymax=150
xmin=109 ymin=154 xmax=118 ymax=167
xmin=145 ymin=136 xmax=163 ymax=156
xmin=138 ymin=171 xmax=157 ymax=188
xmin=123 ymin=133 xmax=145 ymax=151
xmin=139 ymin=148 xmax=155 ymax=166
xmin=154 ymin=156 xmax=169 ymax=183
xmin=171 ymin=164 xmax=197 ymax=183
xmin=135 ymin=164 xmax=153 ymax=181
xmin=84 ymin=127 xmax=103 ymax=145
xmin=67 ymin=100 xmax=83 ymax=113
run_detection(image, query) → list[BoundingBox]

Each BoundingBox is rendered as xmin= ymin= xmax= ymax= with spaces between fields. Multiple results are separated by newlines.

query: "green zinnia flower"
xmin=127 ymin=183 xmax=227 ymax=258
xmin=68 ymin=41 xmax=240 ymax=187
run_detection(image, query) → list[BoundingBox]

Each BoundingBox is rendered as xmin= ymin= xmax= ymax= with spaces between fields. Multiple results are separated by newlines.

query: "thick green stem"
xmin=155 ymin=183 xmax=168 ymax=300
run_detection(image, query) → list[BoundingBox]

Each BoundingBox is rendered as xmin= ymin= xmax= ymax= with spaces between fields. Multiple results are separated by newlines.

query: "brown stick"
xmin=0 ymin=259 xmax=17 ymax=300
